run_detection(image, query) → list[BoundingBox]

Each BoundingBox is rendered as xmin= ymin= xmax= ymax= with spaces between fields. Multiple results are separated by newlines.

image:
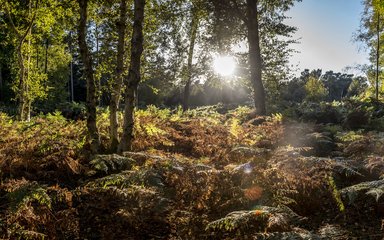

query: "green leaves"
xmin=305 ymin=76 xmax=328 ymax=101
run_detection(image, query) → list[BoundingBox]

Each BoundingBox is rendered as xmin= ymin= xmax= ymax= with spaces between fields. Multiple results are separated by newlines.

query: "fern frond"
xmin=12 ymin=228 xmax=47 ymax=240
xmin=86 ymin=171 xmax=133 ymax=188
xmin=89 ymin=154 xmax=135 ymax=175
xmin=328 ymin=176 xmax=345 ymax=212
xmin=333 ymin=162 xmax=364 ymax=178
xmin=206 ymin=210 xmax=268 ymax=233
xmin=341 ymin=180 xmax=384 ymax=204
xmin=7 ymin=182 xmax=51 ymax=213
xmin=366 ymin=187 xmax=384 ymax=202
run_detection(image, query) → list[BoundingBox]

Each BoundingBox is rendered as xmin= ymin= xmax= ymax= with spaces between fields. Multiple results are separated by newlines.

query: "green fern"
xmin=86 ymin=168 xmax=165 ymax=190
xmin=143 ymin=123 xmax=167 ymax=136
xmin=336 ymin=130 xmax=364 ymax=142
xmin=86 ymin=171 xmax=133 ymax=189
xmin=328 ymin=176 xmax=345 ymax=212
xmin=206 ymin=210 xmax=269 ymax=233
xmin=7 ymin=182 xmax=51 ymax=213
xmin=341 ymin=180 xmax=384 ymax=205
xmin=89 ymin=154 xmax=135 ymax=175
xmin=228 ymin=118 xmax=242 ymax=139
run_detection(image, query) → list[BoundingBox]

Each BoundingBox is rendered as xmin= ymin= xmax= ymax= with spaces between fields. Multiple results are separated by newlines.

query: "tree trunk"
xmin=183 ymin=9 xmax=199 ymax=111
xmin=70 ymin=56 xmax=74 ymax=102
xmin=246 ymin=0 xmax=266 ymax=115
xmin=16 ymin=43 xmax=27 ymax=121
xmin=26 ymin=13 xmax=32 ymax=122
xmin=376 ymin=12 xmax=380 ymax=100
xmin=118 ymin=0 xmax=145 ymax=153
xmin=69 ymin=31 xmax=74 ymax=102
xmin=77 ymin=0 xmax=100 ymax=154
xmin=109 ymin=0 xmax=127 ymax=152
xmin=0 ymin=64 xmax=3 ymax=102
xmin=44 ymin=39 xmax=48 ymax=74
xmin=36 ymin=43 xmax=39 ymax=69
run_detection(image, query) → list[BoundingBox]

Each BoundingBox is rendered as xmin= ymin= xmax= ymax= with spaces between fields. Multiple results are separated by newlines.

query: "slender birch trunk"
xmin=118 ymin=0 xmax=145 ymax=152
xmin=183 ymin=8 xmax=199 ymax=111
xmin=77 ymin=0 xmax=100 ymax=154
xmin=109 ymin=0 xmax=127 ymax=152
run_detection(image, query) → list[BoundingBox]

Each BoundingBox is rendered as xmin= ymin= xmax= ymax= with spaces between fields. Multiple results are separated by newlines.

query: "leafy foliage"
xmin=305 ymin=76 xmax=328 ymax=101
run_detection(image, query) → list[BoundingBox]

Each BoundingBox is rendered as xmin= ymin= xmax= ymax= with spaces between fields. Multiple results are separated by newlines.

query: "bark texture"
xmin=376 ymin=12 xmax=380 ymax=100
xmin=0 ymin=64 xmax=3 ymax=102
xmin=77 ymin=0 xmax=100 ymax=153
xmin=183 ymin=9 xmax=199 ymax=111
xmin=109 ymin=0 xmax=127 ymax=152
xmin=118 ymin=0 xmax=145 ymax=152
xmin=246 ymin=0 xmax=266 ymax=115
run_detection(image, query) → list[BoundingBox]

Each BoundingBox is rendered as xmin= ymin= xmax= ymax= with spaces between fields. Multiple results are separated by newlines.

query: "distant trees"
xmin=321 ymin=71 xmax=354 ymax=101
xmin=282 ymin=69 xmax=367 ymax=103
xmin=305 ymin=76 xmax=327 ymax=102
xmin=1 ymin=0 xmax=73 ymax=120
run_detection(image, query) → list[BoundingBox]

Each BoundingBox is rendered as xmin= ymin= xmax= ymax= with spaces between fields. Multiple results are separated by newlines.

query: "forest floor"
xmin=1 ymin=102 xmax=384 ymax=239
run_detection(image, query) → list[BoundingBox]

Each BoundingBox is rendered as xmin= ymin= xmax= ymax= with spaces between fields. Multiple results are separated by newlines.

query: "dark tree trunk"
xmin=109 ymin=0 xmax=127 ymax=152
xmin=70 ymin=59 xmax=74 ymax=101
xmin=246 ymin=0 xmax=266 ymax=115
xmin=183 ymin=9 xmax=199 ymax=111
xmin=118 ymin=0 xmax=145 ymax=152
xmin=26 ymin=15 xmax=32 ymax=122
xmin=77 ymin=0 xmax=100 ymax=154
xmin=0 ymin=64 xmax=3 ymax=102
xmin=69 ymin=31 xmax=74 ymax=102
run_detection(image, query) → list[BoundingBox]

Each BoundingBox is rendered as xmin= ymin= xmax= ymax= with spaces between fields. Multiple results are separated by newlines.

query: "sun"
xmin=213 ymin=56 xmax=236 ymax=76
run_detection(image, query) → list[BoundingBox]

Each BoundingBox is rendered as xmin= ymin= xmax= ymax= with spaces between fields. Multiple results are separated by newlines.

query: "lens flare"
xmin=213 ymin=56 xmax=236 ymax=76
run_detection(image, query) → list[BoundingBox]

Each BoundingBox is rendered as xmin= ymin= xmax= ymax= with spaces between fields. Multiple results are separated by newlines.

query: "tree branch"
xmin=5 ymin=0 xmax=38 ymax=42
xmin=20 ymin=0 xmax=38 ymax=43
xmin=4 ymin=1 xmax=21 ymax=38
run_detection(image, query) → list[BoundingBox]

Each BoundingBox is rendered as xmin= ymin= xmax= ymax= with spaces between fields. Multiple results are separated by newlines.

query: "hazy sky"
xmin=286 ymin=0 xmax=370 ymax=76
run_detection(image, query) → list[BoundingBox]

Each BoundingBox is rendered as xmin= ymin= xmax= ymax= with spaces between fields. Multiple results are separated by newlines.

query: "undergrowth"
xmin=1 ymin=103 xmax=384 ymax=239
